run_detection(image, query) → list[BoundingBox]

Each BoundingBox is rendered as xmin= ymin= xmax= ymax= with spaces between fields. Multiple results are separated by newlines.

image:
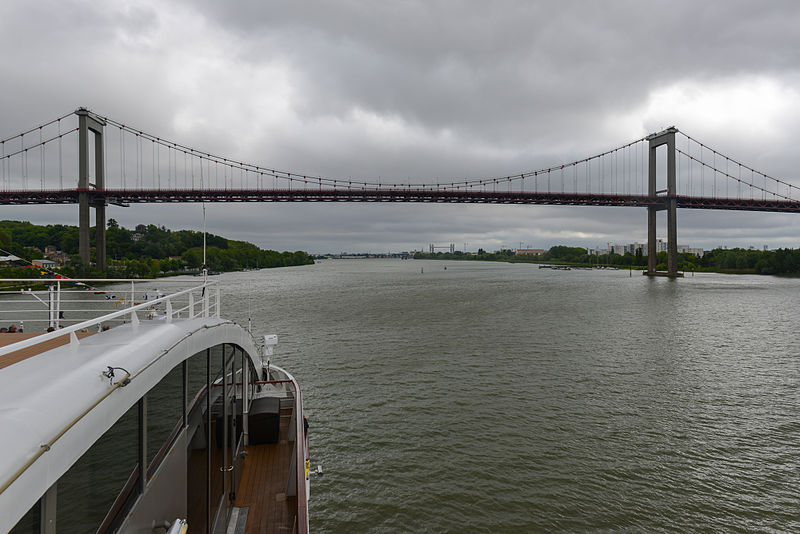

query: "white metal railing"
xmin=0 ymin=278 xmax=220 ymax=358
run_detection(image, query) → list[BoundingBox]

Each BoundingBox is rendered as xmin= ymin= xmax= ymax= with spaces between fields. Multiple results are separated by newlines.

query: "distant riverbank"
xmin=413 ymin=245 xmax=800 ymax=276
xmin=0 ymin=219 xmax=313 ymax=280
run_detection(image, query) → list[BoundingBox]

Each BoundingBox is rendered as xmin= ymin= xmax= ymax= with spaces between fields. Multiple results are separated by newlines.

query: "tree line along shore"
xmin=0 ymin=219 xmax=313 ymax=279
xmin=414 ymin=245 xmax=800 ymax=276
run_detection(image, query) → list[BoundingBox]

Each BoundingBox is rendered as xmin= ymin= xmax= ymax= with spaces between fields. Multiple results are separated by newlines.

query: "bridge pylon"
xmin=76 ymin=108 xmax=107 ymax=270
xmin=646 ymin=127 xmax=681 ymax=278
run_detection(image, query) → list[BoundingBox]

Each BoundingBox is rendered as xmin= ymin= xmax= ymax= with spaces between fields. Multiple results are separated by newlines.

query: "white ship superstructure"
xmin=0 ymin=278 xmax=309 ymax=533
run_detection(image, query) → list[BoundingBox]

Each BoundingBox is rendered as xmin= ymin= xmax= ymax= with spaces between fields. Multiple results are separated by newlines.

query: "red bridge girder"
xmin=1 ymin=188 xmax=800 ymax=213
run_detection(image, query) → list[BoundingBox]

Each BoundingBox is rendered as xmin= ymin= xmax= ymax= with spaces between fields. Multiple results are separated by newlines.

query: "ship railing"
xmin=0 ymin=278 xmax=220 ymax=358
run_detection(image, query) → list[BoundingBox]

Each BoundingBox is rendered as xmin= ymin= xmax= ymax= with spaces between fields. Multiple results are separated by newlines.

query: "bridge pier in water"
xmin=76 ymin=108 xmax=107 ymax=271
xmin=646 ymin=127 xmax=681 ymax=278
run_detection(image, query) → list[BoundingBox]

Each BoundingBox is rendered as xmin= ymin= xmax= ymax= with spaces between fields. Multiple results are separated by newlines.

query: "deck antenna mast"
xmin=202 ymin=203 xmax=207 ymax=282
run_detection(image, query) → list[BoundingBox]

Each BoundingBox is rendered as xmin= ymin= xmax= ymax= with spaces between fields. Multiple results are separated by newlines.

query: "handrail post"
xmin=0 ymin=279 xmax=215 ymax=359
xmin=56 ymin=281 xmax=61 ymax=328
xmin=48 ymin=284 xmax=55 ymax=329
xmin=203 ymin=286 xmax=209 ymax=318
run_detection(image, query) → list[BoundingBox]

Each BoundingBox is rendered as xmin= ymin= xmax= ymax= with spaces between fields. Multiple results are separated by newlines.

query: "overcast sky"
xmin=2 ymin=1 xmax=800 ymax=253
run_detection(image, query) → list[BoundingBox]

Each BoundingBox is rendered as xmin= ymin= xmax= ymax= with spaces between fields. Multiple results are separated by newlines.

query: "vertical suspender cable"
xmin=121 ymin=128 xmax=126 ymax=189
xmin=135 ymin=134 xmax=139 ymax=188
xmin=613 ymin=150 xmax=616 ymax=194
xmin=168 ymin=146 xmax=172 ymax=189
xmin=737 ymin=164 xmax=741 ymax=199
xmin=722 ymin=146 xmax=727 ymax=197
xmin=700 ymin=144 xmax=704 ymax=196
xmin=138 ymin=134 xmax=143 ymax=189
xmin=687 ymin=137 xmax=691 ymax=196
xmin=21 ymin=134 xmax=25 ymax=190
xmin=40 ymin=127 xmax=44 ymax=189
xmin=712 ymin=151 xmax=716 ymax=198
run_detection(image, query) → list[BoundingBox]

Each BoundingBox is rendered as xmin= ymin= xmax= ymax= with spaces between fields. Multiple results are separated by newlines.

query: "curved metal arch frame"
xmin=0 ymin=317 xmax=262 ymax=531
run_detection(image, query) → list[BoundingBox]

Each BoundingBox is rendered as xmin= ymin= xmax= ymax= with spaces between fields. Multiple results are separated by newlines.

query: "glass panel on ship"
xmin=9 ymin=343 xmax=303 ymax=534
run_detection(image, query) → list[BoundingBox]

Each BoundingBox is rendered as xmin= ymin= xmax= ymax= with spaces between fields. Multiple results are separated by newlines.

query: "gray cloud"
xmin=2 ymin=1 xmax=800 ymax=252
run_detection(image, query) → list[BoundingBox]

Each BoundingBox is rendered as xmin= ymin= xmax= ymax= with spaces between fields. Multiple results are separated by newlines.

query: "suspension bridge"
xmin=2 ymin=108 xmax=799 ymax=277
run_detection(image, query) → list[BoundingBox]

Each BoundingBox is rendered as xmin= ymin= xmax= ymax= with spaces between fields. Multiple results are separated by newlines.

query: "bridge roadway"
xmin=2 ymin=188 xmax=800 ymax=213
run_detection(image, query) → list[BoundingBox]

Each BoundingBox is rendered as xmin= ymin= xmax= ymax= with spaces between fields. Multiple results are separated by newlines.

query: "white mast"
xmin=202 ymin=203 xmax=207 ymax=281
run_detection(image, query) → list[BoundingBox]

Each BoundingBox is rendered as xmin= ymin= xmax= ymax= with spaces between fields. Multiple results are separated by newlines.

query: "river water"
xmin=218 ymin=260 xmax=797 ymax=533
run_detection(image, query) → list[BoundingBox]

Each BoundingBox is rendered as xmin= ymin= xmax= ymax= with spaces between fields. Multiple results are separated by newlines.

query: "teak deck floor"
xmin=234 ymin=406 xmax=296 ymax=534
xmin=0 ymin=331 xmax=94 ymax=370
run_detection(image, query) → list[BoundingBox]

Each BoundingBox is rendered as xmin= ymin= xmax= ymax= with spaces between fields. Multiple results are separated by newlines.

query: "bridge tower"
xmin=646 ymin=127 xmax=679 ymax=277
xmin=76 ymin=108 xmax=107 ymax=270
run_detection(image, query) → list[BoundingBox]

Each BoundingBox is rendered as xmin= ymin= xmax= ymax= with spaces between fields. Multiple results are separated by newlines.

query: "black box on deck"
xmin=244 ymin=396 xmax=281 ymax=444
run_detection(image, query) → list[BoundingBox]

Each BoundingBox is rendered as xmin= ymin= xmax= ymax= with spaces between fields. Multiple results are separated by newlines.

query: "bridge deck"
xmin=3 ymin=189 xmax=800 ymax=212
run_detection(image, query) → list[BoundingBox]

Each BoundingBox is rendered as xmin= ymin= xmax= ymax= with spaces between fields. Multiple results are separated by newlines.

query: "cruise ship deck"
xmin=232 ymin=406 xmax=296 ymax=534
xmin=1 ymin=278 xmax=309 ymax=533
xmin=0 ymin=331 xmax=94 ymax=369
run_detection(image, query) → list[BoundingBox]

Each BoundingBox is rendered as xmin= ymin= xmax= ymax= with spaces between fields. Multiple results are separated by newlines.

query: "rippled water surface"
xmin=219 ymin=260 xmax=798 ymax=533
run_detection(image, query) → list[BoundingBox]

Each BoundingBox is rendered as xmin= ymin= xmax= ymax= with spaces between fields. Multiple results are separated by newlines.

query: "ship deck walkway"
xmin=234 ymin=406 xmax=296 ymax=534
xmin=0 ymin=331 xmax=94 ymax=370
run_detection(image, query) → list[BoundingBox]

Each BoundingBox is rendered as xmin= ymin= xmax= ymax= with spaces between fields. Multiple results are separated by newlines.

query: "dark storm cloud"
xmin=2 ymin=1 xmax=800 ymax=252
xmin=185 ymin=1 xmax=800 ymax=143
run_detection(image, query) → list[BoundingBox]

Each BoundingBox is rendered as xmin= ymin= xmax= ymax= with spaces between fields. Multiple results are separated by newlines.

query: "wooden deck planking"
xmin=0 ymin=331 xmax=95 ymax=370
xmin=234 ymin=406 xmax=295 ymax=534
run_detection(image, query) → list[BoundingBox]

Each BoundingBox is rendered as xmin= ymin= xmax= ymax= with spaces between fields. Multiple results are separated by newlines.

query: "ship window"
xmin=146 ymin=363 xmax=184 ymax=478
xmin=8 ymin=499 xmax=39 ymax=533
xmin=209 ymin=345 xmax=228 ymax=526
xmin=56 ymin=404 xmax=139 ymax=533
xmin=186 ymin=347 xmax=211 ymax=534
xmin=187 ymin=346 xmax=210 ymax=413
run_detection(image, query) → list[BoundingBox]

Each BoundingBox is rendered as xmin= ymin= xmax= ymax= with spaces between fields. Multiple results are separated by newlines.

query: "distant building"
xmin=516 ymin=248 xmax=546 ymax=256
xmin=32 ymin=259 xmax=57 ymax=268
xmin=589 ymin=239 xmax=703 ymax=257
xmin=677 ymin=245 xmax=704 ymax=257
xmin=43 ymin=245 xmax=70 ymax=265
xmin=625 ymin=242 xmax=646 ymax=255
xmin=131 ymin=232 xmax=144 ymax=242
